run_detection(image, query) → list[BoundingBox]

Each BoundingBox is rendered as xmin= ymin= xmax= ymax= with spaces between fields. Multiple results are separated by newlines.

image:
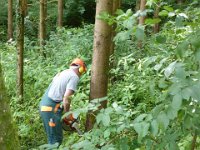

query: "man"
xmin=39 ymin=58 xmax=87 ymax=145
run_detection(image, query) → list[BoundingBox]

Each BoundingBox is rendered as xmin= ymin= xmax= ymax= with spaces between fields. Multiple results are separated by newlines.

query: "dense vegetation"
xmin=0 ymin=0 xmax=200 ymax=149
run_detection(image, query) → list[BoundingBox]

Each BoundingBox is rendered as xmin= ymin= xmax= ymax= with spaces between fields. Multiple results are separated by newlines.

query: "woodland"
xmin=0 ymin=0 xmax=200 ymax=149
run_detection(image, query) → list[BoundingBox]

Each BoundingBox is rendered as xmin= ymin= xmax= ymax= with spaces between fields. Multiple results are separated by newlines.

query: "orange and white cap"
xmin=70 ymin=58 xmax=87 ymax=73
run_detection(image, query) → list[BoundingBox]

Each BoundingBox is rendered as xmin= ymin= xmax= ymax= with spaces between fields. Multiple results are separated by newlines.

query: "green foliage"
xmin=0 ymin=25 xmax=93 ymax=149
xmin=59 ymin=3 xmax=200 ymax=150
xmin=1 ymin=0 xmax=200 ymax=149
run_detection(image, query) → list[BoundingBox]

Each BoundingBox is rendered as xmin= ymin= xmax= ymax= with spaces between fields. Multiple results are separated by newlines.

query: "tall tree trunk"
xmin=58 ymin=0 xmax=63 ymax=27
xmin=177 ymin=0 xmax=184 ymax=4
xmin=138 ymin=0 xmax=146 ymax=48
xmin=85 ymin=0 xmax=113 ymax=131
xmin=139 ymin=0 xmax=146 ymax=25
xmin=110 ymin=0 xmax=121 ymax=56
xmin=0 ymin=64 xmax=20 ymax=149
xmin=16 ymin=0 xmax=26 ymax=100
xmin=7 ymin=0 xmax=13 ymax=40
xmin=39 ymin=0 xmax=47 ymax=57
xmin=153 ymin=3 xmax=160 ymax=33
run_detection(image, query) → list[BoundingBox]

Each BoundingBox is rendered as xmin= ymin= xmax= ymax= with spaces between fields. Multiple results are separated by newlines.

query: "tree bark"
xmin=139 ymin=0 xmax=146 ymax=25
xmin=191 ymin=132 xmax=197 ymax=150
xmin=177 ymin=0 xmax=184 ymax=4
xmin=138 ymin=0 xmax=146 ymax=48
xmin=8 ymin=0 xmax=13 ymax=40
xmin=85 ymin=0 xmax=113 ymax=131
xmin=16 ymin=0 xmax=26 ymax=100
xmin=153 ymin=3 xmax=160 ymax=33
xmin=0 ymin=64 xmax=20 ymax=149
xmin=58 ymin=0 xmax=63 ymax=27
xmin=39 ymin=0 xmax=47 ymax=57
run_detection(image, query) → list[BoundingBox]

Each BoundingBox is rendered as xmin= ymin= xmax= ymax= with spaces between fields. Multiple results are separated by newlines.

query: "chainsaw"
xmin=62 ymin=113 xmax=83 ymax=135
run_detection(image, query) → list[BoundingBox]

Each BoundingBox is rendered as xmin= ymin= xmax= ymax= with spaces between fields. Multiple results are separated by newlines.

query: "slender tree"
xmin=16 ymin=0 xmax=26 ymax=99
xmin=177 ymin=0 xmax=184 ymax=4
xmin=153 ymin=3 xmax=160 ymax=33
xmin=139 ymin=0 xmax=146 ymax=25
xmin=85 ymin=0 xmax=113 ymax=131
xmin=58 ymin=0 xmax=63 ymax=27
xmin=138 ymin=0 xmax=146 ymax=48
xmin=7 ymin=0 xmax=13 ymax=40
xmin=39 ymin=0 xmax=47 ymax=57
xmin=0 ymin=63 xmax=20 ymax=149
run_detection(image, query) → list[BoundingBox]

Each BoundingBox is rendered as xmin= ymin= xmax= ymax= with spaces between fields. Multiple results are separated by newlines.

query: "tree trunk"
xmin=58 ymin=0 xmax=63 ymax=27
xmin=153 ymin=3 xmax=160 ymax=33
xmin=16 ymin=0 xmax=26 ymax=100
xmin=139 ymin=0 xmax=146 ymax=25
xmin=138 ymin=0 xmax=146 ymax=48
xmin=39 ymin=0 xmax=47 ymax=57
xmin=7 ymin=0 xmax=13 ymax=40
xmin=177 ymin=0 xmax=184 ymax=4
xmin=85 ymin=0 xmax=113 ymax=131
xmin=0 ymin=64 xmax=20 ymax=149
xmin=110 ymin=0 xmax=121 ymax=56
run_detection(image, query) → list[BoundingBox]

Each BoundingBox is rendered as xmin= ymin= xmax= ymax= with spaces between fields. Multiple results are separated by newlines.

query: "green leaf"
xmin=158 ymin=78 xmax=168 ymax=89
xmin=163 ymin=6 xmax=174 ymax=12
xmin=104 ymin=129 xmax=111 ymax=138
xmin=150 ymin=120 xmax=158 ymax=136
xmin=159 ymin=10 xmax=168 ymax=17
xmin=175 ymin=16 xmax=184 ymax=27
xmin=123 ymin=16 xmax=136 ymax=29
xmin=133 ymin=114 xmax=147 ymax=123
xmin=114 ymin=31 xmax=131 ymax=42
xmin=178 ymin=13 xmax=188 ymax=19
xmin=172 ymin=93 xmax=182 ymax=111
xmin=96 ymin=113 xmax=104 ymax=124
xmin=195 ymin=49 xmax=200 ymax=61
xmin=191 ymin=85 xmax=200 ymax=101
xmin=174 ymin=65 xmax=186 ymax=79
xmin=164 ymin=61 xmax=177 ymax=78
xmin=176 ymin=41 xmax=189 ymax=58
xmin=181 ymin=87 xmax=193 ymax=100
xmin=168 ymin=83 xmax=181 ymax=95
xmin=133 ymin=122 xmax=150 ymax=140
xmin=71 ymin=140 xmax=94 ymax=149
xmin=135 ymin=26 xmax=145 ymax=41
xmin=168 ymin=12 xmax=176 ymax=17
xmin=166 ymin=105 xmax=178 ymax=120
xmin=156 ymin=35 xmax=166 ymax=44
xmin=145 ymin=18 xmax=161 ymax=25
xmin=102 ymin=114 xmax=110 ymax=126
xmin=146 ymin=0 xmax=155 ymax=7
xmin=157 ymin=111 xmax=169 ymax=130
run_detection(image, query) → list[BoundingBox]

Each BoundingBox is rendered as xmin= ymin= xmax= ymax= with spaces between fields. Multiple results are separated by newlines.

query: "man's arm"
xmin=63 ymin=89 xmax=74 ymax=112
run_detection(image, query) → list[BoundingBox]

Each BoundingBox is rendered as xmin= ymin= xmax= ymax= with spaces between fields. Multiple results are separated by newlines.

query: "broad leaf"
xmin=135 ymin=26 xmax=145 ymax=41
xmin=172 ymin=93 xmax=182 ymax=111
xmin=102 ymin=114 xmax=110 ymax=126
xmin=164 ymin=61 xmax=177 ymax=78
xmin=166 ymin=105 xmax=178 ymax=120
xmin=150 ymin=120 xmax=158 ymax=136
xmin=157 ymin=111 xmax=169 ymax=130
xmin=156 ymin=35 xmax=166 ymax=44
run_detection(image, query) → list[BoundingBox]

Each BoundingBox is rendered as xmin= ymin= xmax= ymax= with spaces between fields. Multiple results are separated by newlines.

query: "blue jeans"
xmin=39 ymin=89 xmax=63 ymax=145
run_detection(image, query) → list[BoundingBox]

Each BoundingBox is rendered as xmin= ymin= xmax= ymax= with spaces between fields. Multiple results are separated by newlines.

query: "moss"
xmin=0 ymin=64 xmax=20 ymax=149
